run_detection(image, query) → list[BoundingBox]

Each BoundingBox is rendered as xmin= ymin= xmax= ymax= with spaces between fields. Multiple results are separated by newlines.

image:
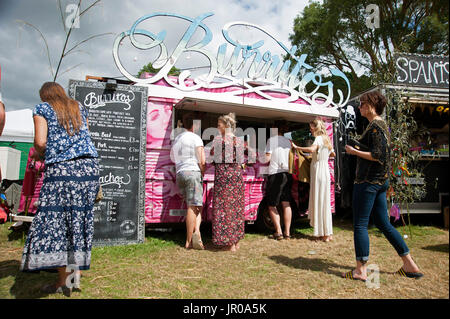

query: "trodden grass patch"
xmin=0 ymin=217 xmax=448 ymax=299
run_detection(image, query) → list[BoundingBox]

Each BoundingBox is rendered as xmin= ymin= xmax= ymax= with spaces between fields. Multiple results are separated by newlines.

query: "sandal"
xmin=341 ymin=270 xmax=366 ymax=282
xmin=395 ymin=268 xmax=424 ymax=279
xmin=283 ymin=234 xmax=291 ymax=240
xmin=270 ymin=233 xmax=283 ymax=240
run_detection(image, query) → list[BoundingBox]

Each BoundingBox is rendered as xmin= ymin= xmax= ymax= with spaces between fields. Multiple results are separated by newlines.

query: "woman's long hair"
xmin=39 ymin=82 xmax=82 ymax=135
xmin=310 ymin=118 xmax=332 ymax=151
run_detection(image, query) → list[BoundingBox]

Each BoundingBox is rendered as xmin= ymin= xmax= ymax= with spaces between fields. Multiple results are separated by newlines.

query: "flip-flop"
xmin=342 ymin=270 xmax=367 ymax=282
xmin=395 ymin=268 xmax=424 ymax=279
xmin=270 ymin=233 xmax=283 ymax=240
xmin=192 ymin=232 xmax=204 ymax=250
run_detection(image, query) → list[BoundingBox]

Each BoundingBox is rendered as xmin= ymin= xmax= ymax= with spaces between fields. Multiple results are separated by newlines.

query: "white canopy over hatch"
xmin=174 ymin=96 xmax=340 ymax=123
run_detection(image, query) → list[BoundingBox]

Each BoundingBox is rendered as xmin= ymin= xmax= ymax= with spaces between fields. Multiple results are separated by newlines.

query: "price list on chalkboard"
xmin=69 ymin=80 xmax=147 ymax=246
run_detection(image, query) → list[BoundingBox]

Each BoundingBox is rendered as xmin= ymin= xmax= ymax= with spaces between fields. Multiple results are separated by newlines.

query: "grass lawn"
xmin=0 ymin=217 xmax=448 ymax=299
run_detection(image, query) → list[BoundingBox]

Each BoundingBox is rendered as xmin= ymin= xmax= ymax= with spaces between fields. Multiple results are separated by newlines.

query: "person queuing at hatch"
xmin=343 ymin=91 xmax=423 ymax=282
xmin=171 ymin=112 xmax=206 ymax=250
xmin=265 ymin=120 xmax=293 ymax=240
xmin=20 ymin=82 xmax=100 ymax=296
xmin=292 ymin=118 xmax=335 ymax=242
xmin=210 ymin=113 xmax=245 ymax=252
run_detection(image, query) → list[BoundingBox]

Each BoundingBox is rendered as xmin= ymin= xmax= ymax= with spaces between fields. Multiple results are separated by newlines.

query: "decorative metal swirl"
xmin=112 ymin=12 xmax=351 ymax=110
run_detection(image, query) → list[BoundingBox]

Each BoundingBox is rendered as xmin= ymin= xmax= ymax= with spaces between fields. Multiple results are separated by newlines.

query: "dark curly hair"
xmin=273 ymin=120 xmax=290 ymax=134
xmin=360 ymin=91 xmax=387 ymax=116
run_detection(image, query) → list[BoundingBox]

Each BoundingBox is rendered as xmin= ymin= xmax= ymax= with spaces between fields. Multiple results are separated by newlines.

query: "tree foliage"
xmin=137 ymin=63 xmax=181 ymax=78
xmin=290 ymin=1 xmax=448 ymax=233
xmin=289 ymin=0 xmax=449 ymax=95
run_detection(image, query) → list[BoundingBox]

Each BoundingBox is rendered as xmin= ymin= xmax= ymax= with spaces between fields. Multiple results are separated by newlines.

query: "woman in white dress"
xmin=292 ymin=118 xmax=335 ymax=242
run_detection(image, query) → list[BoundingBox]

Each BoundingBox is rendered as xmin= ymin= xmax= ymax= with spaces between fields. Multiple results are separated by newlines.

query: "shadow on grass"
xmin=7 ymin=224 xmax=29 ymax=242
xmin=145 ymin=228 xmax=185 ymax=247
xmin=0 ymin=260 xmax=58 ymax=299
xmin=144 ymin=223 xmax=214 ymax=248
xmin=268 ymin=255 xmax=391 ymax=279
xmin=421 ymin=244 xmax=449 ymax=253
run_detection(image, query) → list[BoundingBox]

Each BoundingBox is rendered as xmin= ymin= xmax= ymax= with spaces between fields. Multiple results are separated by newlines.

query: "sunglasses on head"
xmin=358 ymin=100 xmax=368 ymax=108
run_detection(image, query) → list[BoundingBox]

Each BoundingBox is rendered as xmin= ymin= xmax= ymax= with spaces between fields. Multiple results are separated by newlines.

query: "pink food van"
xmin=14 ymin=76 xmax=336 ymax=233
xmin=142 ymin=75 xmax=336 ymax=231
xmin=16 ymin=12 xmax=348 ymax=234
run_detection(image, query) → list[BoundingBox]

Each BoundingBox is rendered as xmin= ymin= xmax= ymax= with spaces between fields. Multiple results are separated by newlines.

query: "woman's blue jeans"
xmin=352 ymin=180 xmax=410 ymax=262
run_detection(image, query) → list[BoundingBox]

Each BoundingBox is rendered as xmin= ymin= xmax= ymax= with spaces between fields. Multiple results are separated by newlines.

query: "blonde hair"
xmin=310 ymin=118 xmax=332 ymax=151
xmin=218 ymin=112 xmax=236 ymax=132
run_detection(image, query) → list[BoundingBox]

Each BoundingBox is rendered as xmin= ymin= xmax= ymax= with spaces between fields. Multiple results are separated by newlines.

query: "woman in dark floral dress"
xmin=211 ymin=113 xmax=245 ymax=252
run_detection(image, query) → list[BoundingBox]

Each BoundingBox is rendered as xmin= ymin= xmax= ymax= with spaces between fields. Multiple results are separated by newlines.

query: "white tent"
xmin=0 ymin=108 xmax=34 ymax=143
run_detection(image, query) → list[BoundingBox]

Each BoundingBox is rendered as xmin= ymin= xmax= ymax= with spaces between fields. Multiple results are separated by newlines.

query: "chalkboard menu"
xmin=395 ymin=53 xmax=449 ymax=88
xmin=68 ymin=80 xmax=147 ymax=246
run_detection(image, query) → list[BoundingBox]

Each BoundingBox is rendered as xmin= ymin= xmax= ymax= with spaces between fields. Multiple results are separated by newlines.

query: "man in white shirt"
xmin=265 ymin=120 xmax=293 ymax=240
xmin=171 ymin=112 xmax=205 ymax=250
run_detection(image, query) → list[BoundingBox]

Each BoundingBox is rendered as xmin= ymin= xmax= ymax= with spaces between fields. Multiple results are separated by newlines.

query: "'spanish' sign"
xmin=113 ymin=12 xmax=351 ymax=109
xmin=395 ymin=53 xmax=449 ymax=88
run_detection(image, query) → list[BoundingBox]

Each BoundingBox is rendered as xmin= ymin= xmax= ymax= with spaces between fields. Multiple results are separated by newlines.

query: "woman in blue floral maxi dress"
xmin=20 ymin=82 xmax=99 ymax=296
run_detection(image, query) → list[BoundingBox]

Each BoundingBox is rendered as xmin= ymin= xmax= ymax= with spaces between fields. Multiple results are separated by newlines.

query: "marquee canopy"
xmin=0 ymin=108 xmax=34 ymax=143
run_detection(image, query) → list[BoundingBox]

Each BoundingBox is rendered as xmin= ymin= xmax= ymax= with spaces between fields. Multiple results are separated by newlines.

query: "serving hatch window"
xmin=173 ymin=108 xmax=310 ymax=160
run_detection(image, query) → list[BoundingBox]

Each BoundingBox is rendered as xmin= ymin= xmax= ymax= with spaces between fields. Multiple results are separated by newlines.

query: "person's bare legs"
xmin=185 ymin=206 xmax=197 ymax=249
xmin=194 ymin=206 xmax=202 ymax=234
xmin=281 ymin=201 xmax=291 ymax=238
xmin=193 ymin=206 xmax=204 ymax=249
xmin=401 ymin=254 xmax=421 ymax=273
xmin=349 ymin=253 xmax=421 ymax=281
xmin=347 ymin=260 xmax=368 ymax=280
xmin=268 ymin=206 xmax=282 ymax=236
xmin=54 ymin=266 xmax=73 ymax=289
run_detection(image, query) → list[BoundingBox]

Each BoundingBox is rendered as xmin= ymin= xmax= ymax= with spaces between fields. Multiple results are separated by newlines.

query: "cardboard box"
xmin=0 ymin=147 xmax=21 ymax=180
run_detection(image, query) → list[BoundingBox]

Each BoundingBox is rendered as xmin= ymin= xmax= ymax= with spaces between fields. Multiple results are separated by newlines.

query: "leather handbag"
xmin=95 ymin=185 xmax=104 ymax=203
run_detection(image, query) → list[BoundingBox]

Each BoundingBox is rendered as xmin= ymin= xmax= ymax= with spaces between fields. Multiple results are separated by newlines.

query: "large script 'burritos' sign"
xmin=112 ymin=12 xmax=351 ymax=108
xmin=69 ymin=80 xmax=147 ymax=246
xmin=395 ymin=53 xmax=449 ymax=88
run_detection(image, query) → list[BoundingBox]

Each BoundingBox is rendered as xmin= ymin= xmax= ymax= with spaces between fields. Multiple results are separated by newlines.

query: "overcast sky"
xmin=0 ymin=0 xmax=313 ymax=112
